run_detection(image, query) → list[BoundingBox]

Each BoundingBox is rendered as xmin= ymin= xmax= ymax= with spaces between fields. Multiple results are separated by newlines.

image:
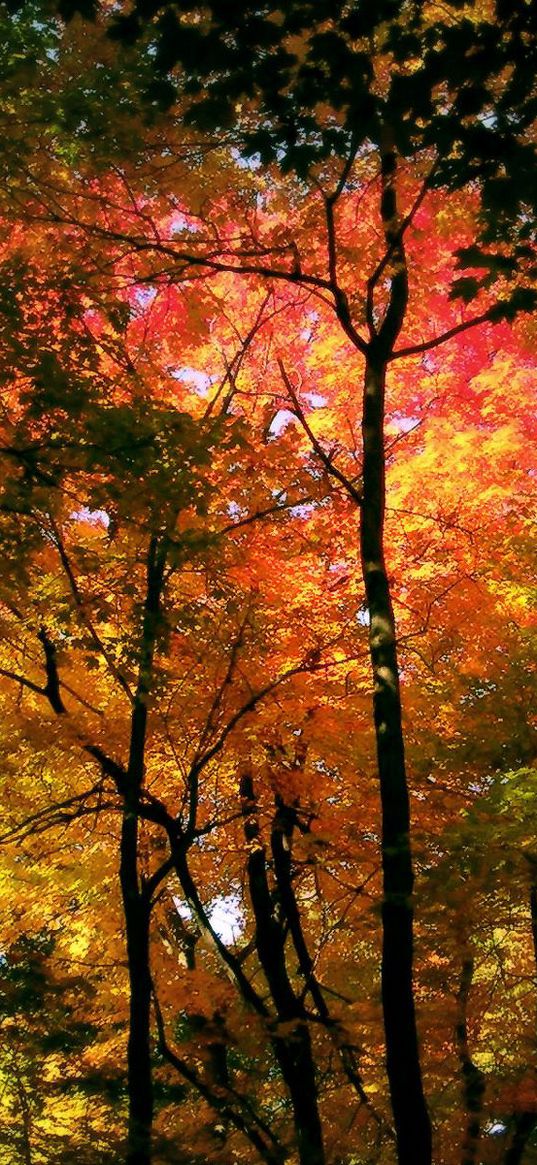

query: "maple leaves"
xmin=0 ymin=7 xmax=535 ymax=1165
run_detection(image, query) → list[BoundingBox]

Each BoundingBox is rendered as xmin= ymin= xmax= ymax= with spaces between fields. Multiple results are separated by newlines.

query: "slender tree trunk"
xmin=503 ymin=1108 xmax=537 ymax=1165
xmin=121 ymin=812 xmax=153 ymax=1165
xmin=503 ymin=1111 xmax=537 ymax=1165
xmin=36 ymin=562 xmax=163 ymax=1165
xmin=121 ymin=535 xmax=166 ymax=1165
xmin=241 ymin=774 xmax=325 ymax=1165
xmin=360 ymin=352 xmax=432 ymax=1165
xmin=454 ymin=954 xmax=485 ymax=1165
xmin=272 ymin=1035 xmax=324 ymax=1165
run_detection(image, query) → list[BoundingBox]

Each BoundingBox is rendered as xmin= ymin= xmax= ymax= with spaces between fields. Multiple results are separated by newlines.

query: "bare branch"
xmin=186 ymin=611 xmax=249 ymax=835
xmin=47 ymin=514 xmax=133 ymax=701
xmin=173 ymin=849 xmax=268 ymax=1016
xmin=203 ymin=291 xmax=273 ymax=419
xmin=0 ymin=668 xmax=45 ymax=698
xmin=151 ymin=981 xmax=285 ymax=1164
xmin=188 ymin=654 xmax=320 ymax=788
xmin=277 ymin=360 xmax=363 ymax=506
xmin=391 ymin=310 xmax=495 ymax=361
xmin=0 ymin=782 xmax=115 ymax=844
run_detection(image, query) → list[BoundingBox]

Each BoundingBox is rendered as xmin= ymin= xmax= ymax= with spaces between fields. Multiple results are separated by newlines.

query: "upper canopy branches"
xmin=95 ymin=1 xmax=535 ymax=256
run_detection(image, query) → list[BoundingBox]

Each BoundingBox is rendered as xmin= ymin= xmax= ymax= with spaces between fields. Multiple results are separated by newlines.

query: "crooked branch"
xmin=277 ymin=359 xmax=363 ymax=506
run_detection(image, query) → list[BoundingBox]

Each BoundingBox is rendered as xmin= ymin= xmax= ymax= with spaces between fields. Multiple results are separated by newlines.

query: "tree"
xmin=0 ymin=232 xmax=370 ymax=1163
xmin=76 ymin=7 xmax=536 ymax=1155
xmin=0 ymin=4 xmax=535 ymax=1163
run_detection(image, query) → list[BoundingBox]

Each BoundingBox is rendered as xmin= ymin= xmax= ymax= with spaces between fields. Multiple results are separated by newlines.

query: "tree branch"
xmin=47 ymin=514 xmax=133 ymax=701
xmin=390 ymin=309 xmax=497 ymax=360
xmin=277 ymin=360 xmax=363 ymax=505
xmin=151 ymin=981 xmax=286 ymax=1164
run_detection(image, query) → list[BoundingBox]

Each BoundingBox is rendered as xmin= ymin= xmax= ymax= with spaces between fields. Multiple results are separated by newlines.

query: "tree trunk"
xmin=121 ymin=813 xmax=153 ymax=1165
xmin=272 ymin=1034 xmax=324 ymax=1165
xmin=360 ymin=353 xmax=432 ymax=1165
xmin=454 ymin=955 xmax=485 ymax=1165
xmin=504 ymin=1111 xmax=537 ymax=1165
xmin=241 ymin=774 xmax=325 ymax=1165
xmin=121 ymin=535 xmax=166 ymax=1164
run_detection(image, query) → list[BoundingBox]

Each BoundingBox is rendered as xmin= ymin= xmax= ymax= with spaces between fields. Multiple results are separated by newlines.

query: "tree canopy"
xmin=0 ymin=3 xmax=535 ymax=1165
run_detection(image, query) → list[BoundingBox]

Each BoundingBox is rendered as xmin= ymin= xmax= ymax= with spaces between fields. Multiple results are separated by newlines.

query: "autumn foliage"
xmin=0 ymin=4 xmax=535 ymax=1165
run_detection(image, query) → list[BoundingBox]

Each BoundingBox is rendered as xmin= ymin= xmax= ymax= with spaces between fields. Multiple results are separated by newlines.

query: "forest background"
xmin=0 ymin=3 xmax=535 ymax=1165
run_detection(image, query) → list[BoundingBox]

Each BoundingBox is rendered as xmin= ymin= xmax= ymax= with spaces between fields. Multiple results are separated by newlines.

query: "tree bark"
xmin=454 ymin=954 xmax=485 ymax=1165
xmin=121 ymin=823 xmax=153 ymax=1165
xmin=503 ymin=1111 xmax=537 ymax=1165
xmin=121 ymin=535 xmax=166 ymax=1165
xmin=32 ymin=620 xmax=154 ymax=1162
xmin=360 ymin=352 xmax=432 ymax=1165
xmin=241 ymin=774 xmax=325 ymax=1165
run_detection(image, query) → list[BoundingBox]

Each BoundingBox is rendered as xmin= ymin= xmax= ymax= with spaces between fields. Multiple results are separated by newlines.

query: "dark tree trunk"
xmin=241 ymin=774 xmax=325 ymax=1165
xmin=271 ymin=1034 xmax=324 ymax=1165
xmin=270 ymin=795 xmax=327 ymax=1018
xmin=454 ymin=955 xmax=485 ymax=1165
xmin=121 ymin=535 xmax=166 ymax=1165
xmin=504 ymin=1112 xmax=537 ymax=1165
xmin=121 ymin=814 xmax=153 ymax=1165
xmin=360 ymin=353 xmax=432 ymax=1165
